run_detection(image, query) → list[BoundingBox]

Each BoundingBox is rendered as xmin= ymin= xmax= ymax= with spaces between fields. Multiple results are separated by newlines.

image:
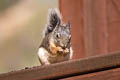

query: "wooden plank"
xmin=62 ymin=67 xmax=120 ymax=80
xmin=59 ymin=0 xmax=109 ymax=58
xmin=83 ymin=0 xmax=108 ymax=56
xmin=60 ymin=0 xmax=120 ymax=58
xmin=106 ymin=0 xmax=120 ymax=52
xmin=0 ymin=52 xmax=120 ymax=80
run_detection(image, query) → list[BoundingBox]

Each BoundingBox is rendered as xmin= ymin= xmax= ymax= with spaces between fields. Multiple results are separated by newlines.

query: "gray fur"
xmin=38 ymin=8 xmax=73 ymax=65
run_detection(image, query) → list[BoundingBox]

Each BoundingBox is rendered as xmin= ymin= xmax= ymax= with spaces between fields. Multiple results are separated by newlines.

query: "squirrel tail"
xmin=43 ymin=8 xmax=62 ymax=37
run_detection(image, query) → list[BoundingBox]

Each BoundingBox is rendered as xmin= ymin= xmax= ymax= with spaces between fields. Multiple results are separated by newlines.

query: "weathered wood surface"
xmin=60 ymin=0 xmax=120 ymax=58
xmin=0 ymin=52 xmax=120 ymax=80
xmin=62 ymin=67 xmax=120 ymax=80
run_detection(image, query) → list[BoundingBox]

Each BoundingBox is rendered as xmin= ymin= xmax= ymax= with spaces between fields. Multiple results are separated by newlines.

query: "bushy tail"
xmin=43 ymin=8 xmax=62 ymax=36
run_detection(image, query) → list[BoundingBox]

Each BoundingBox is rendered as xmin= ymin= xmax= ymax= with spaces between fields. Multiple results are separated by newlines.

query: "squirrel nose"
xmin=62 ymin=46 xmax=66 ymax=50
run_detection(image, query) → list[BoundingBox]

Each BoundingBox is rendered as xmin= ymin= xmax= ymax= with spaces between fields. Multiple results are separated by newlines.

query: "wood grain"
xmin=60 ymin=0 xmax=120 ymax=58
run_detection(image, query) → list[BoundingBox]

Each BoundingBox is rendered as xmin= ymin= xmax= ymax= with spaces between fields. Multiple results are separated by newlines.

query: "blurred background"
xmin=1 ymin=0 xmax=120 ymax=74
xmin=0 ymin=0 xmax=58 ymax=73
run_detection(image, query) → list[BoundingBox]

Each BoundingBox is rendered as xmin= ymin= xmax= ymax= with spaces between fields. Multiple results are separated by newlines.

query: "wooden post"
xmin=60 ymin=0 xmax=120 ymax=58
xmin=59 ymin=0 xmax=86 ymax=59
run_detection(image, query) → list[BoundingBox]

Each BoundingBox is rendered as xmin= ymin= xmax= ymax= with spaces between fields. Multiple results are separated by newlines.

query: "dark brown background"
xmin=60 ymin=0 xmax=120 ymax=59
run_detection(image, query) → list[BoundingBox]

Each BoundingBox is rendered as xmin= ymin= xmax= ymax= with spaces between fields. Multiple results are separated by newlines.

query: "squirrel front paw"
xmin=50 ymin=46 xmax=63 ymax=54
xmin=57 ymin=47 xmax=69 ymax=54
xmin=64 ymin=48 xmax=69 ymax=53
xmin=57 ymin=47 xmax=63 ymax=51
xmin=49 ymin=40 xmax=69 ymax=54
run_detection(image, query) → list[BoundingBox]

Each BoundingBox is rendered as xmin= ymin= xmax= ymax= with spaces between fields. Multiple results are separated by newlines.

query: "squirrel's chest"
xmin=38 ymin=47 xmax=70 ymax=65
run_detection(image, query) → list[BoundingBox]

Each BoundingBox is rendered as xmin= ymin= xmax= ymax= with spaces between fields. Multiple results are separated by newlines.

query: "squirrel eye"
xmin=56 ymin=33 xmax=60 ymax=38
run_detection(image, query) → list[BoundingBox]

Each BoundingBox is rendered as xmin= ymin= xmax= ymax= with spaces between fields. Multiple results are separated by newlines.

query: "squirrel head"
xmin=50 ymin=21 xmax=71 ymax=49
xmin=43 ymin=8 xmax=71 ymax=50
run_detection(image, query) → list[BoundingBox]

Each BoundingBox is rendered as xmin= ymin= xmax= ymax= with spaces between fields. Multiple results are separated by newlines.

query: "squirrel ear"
xmin=66 ymin=21 xmax=71 ymax=30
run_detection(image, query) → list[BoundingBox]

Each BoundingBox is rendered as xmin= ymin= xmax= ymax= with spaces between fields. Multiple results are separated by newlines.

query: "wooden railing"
xmin=0 ymin=52 xmax=120 ymax=80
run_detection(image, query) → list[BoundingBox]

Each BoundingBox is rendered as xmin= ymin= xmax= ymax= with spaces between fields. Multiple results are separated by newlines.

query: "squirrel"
xmin=38 ymin=8 xmax=73 ymax=65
